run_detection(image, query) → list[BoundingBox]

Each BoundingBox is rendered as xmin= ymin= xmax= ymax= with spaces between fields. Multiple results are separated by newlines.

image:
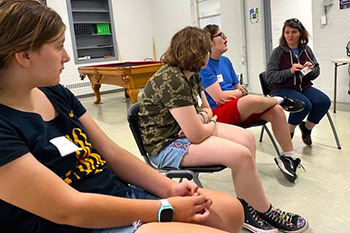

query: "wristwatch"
xmin=157 ymin=199 xmax=174 ymax=222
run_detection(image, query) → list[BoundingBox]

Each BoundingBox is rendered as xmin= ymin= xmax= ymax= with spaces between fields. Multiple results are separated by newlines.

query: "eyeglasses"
xmin=212 ymin=32 xmax=226 ymax=39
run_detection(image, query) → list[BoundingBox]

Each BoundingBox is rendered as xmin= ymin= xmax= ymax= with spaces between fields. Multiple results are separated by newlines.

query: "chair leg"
xmin=326 ymin=112 xmax=341 ymax=149
xmin=259 ymin=126 xmax=264 ymax=142
xmin=263 ymin=125 xmax=282 ymax=157
xmin=166 ymin=170 xmax=203 ymax=188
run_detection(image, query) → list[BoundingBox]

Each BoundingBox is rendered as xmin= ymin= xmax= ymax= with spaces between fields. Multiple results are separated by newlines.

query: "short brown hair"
xmin=161 ymin=26 xmax=211 ymax=73
xmin=203 ymin=24 xmax=220 ymax=39
xmin=279 ymin=18 xmax=309 ymax=48
xmin=0 ymin=0 xmax=65 ymax=69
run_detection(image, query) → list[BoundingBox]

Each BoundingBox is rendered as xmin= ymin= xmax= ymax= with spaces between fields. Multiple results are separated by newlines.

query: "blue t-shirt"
xmin=199 ymin=56 xmax=239 ymax=109
xmin=0 ymin=85 xmax=130 ymax=233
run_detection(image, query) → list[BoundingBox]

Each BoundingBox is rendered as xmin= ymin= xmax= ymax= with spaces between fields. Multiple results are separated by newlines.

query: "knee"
xmin=300 ymin=99 xmax=312 ymax=115
xmin=323 ymin=95 xmax=331 ymax=109
xmin=234 ymin=147 xmax=255 ymax=170
xmin=232 ymin=130 xmax=256 ymax=152
xmin=243 ymin=95 xmax=262 ymax=106
xmin=304 ymin=99 xmax=312 ymax=110
xmin=270 ymin=105 xmax=285 ymax=118
xmin=222 ymin=195 xmax=244 ymax=232
xmin=242 ymin=130 xmax=256 ymax=147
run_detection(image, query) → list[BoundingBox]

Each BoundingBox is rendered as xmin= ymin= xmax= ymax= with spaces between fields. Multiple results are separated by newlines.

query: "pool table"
xmin=78 ymin=61 xmax=163 ymax=104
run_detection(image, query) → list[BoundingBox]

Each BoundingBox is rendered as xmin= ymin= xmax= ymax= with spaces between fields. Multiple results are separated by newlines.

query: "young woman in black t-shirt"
xmin=0 ymin=1 xmax=243 ymax=233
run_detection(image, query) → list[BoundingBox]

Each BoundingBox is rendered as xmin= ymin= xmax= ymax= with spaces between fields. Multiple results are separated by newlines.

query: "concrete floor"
xmin=79 ymin=90 xmax=350 ymax=233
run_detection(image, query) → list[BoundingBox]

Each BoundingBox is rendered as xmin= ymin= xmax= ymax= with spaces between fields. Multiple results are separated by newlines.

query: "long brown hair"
xmin=279 ymin=18 xmax=309 ymax=48
xmin=0 ymin=0 xmax=65 ymax=69
xmin=161 ymin=26 xmax=211 ymax=73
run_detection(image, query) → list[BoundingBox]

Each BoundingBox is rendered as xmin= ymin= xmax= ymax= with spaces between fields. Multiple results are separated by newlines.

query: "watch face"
xmin=160 ymin=208 xmax=174 ymax=222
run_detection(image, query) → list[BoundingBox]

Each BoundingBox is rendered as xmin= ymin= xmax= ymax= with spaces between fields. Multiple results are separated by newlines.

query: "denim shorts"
xmin=150 ymin=138 xmax=191 ymax=169
xmin=91 ymin=186 xmax=158 ymax=233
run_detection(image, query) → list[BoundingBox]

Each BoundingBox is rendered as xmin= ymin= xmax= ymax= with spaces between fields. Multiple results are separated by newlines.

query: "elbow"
xmin=48 ymin=194 xmax=88 ymax=227
xmin=189 ymin=137 xmax=205 ymax=144
xmin=186 ymin=132 xmax=209 ymax=144
xmin=47 ymin=210 xmax=78 ymax=226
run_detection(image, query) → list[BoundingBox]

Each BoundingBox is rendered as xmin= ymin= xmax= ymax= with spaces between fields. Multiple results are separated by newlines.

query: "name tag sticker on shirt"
xmin=217 ymin=74 xmax=224 ymax=83
xmin=301 ymin=66 xmax=312 ymax=76
xmin=50 ymin=136 xmax=82 ymax=157
xmin=197 ymin=94 xmax=202 ymax=107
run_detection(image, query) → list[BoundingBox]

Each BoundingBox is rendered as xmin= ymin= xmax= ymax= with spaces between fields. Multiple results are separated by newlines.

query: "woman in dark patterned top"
xmin=139 ymin=26 xmax=308 ymax=233
xmin=0 ymin=1 xmax=244 ymax=233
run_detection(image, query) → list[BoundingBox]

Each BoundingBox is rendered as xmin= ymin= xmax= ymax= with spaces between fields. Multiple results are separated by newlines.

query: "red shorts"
xmin=212 ymin=98 xmax=267 ymax=126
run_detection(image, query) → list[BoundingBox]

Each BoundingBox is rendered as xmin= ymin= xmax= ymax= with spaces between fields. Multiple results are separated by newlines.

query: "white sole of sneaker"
xmin=278 ymin=219 xmax=309 ymax=233
xmin=243 ymin=223 xmax=279 ymax=233
xmin=274 ymin=157 xmax=296 ymax=182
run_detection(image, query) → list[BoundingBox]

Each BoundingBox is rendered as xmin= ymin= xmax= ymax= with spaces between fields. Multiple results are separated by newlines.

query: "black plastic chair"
xmin=259 ymin=71 xmax=341 ymax=149
xmin=127 ymin=102 xmax=227 ymax=188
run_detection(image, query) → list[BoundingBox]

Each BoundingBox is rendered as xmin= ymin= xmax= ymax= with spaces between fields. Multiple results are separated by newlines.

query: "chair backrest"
xmin=259 ymin=72 xmax=271 ymax=96
xmin=127 ymin=102 xmax=227 ymax=172
xmin=127 ymin=102 xmax=158 ymax=169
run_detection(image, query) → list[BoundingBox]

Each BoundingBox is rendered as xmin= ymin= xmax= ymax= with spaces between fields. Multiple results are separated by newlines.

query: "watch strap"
xmin=157 ymin=199 xmax=174 ymax=222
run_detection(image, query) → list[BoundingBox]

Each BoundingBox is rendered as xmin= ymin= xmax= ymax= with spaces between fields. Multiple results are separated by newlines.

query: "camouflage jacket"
xmin=139 ymin=64 xmax=202 ymax=156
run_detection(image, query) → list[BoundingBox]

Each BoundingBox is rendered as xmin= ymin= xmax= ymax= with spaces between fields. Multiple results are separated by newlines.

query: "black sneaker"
xmin=239 ymin=199 xmax=278 ymax=233
xmin=258 ymin=206 xmax=309 ymax=233
xmin=299 ymin=121 xmax=312 ymax=145
xmin=279 ymin=97 xmax=305 ymax=113
xmin=274 ymin=155 xmax=302 ymax=183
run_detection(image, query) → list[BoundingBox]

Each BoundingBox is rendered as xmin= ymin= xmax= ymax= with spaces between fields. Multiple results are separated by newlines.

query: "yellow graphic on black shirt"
xmin=69 ymin=110 xmax=74 ymax=118
xmin=62 ymin=128 xmax=106 ymax=185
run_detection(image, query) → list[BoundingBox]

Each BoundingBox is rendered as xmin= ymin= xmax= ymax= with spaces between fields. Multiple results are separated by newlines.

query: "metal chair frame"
xmin=259 ymin=72 xmax=341 ymax=150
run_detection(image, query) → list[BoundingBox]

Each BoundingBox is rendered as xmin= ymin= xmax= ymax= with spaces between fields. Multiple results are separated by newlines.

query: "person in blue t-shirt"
xmin=200 ymin=24 xmax=305 ymax=184
xmin=0 ymin=2 xmax=245 ymax=233
xmin=139 ymin=26 xmax=308 ymax=233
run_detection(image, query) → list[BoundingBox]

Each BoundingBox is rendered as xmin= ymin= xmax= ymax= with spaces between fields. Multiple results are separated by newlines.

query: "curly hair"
xmin=279 ymin=18 xmax=309 ymax=48
xmin=161 ymin=26 xmax=211 ymax=73
xmin=0 ymin=0 xmax=65 ymax=69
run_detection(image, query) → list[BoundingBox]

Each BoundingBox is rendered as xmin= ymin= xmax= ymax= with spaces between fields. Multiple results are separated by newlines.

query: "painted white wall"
xmin=219 ymin=0 xmax=244 ymax=80
xmin=242 ymin=0 xmax=265 ymax=92
xmin=48 ymin=0 xmax=350 ymax=104
xmin=150 ymin=0 xmax=193 ymax=60
xmin=312 ymin=0 xmax=350 ymax=104
xmin=113 ymin=0 xmax=154 ymax=61
xmin=271 ymin=0 xmax=313 ymax=49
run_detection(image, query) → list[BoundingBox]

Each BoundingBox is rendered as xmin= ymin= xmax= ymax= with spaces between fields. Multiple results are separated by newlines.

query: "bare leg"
xmin=138 ymin=189 xmax=244 ymax=233
xmin=289 ymin=124 xmax=297 ymax=133
xmin=289 ymin=120 xmax=315 ymax=133
xmin=137 ymin=222 xmax=230 ymax=233
xmin=180 ymin=123 xmax=270 ymax=212
xmin=200 ymin=188 xmax=244 ymax=232
xmin=305 ymin=121 xmax=315 ymax=130
xmin=212 ymin=123 xmax=256 ymax=161
xmin=237 ymin=95 xmax=277 ymax=122
xmin=260 ymin=105 xmax=294 ymax=152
